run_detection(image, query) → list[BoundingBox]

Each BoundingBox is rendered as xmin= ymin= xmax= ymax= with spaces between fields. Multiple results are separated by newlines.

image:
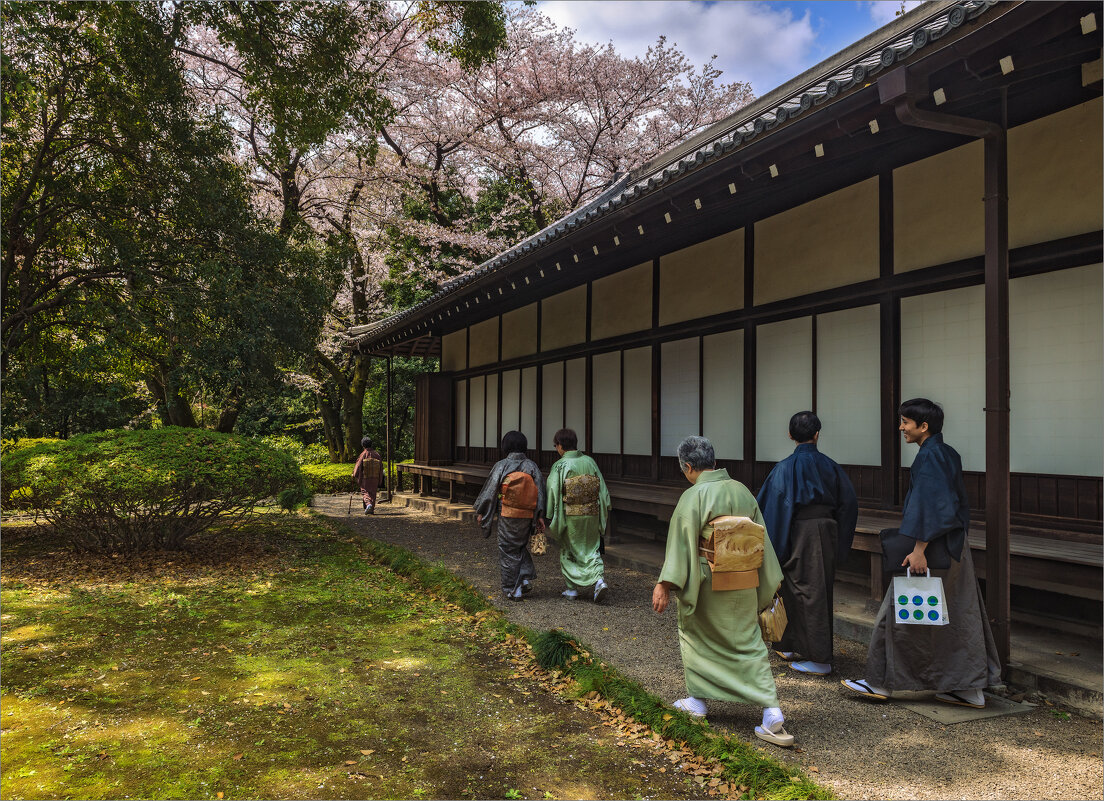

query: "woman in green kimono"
xmin=652 ymin=435 xmax=794 ymax=748
xmin=545 ymin=428 xmax=612 ymax=602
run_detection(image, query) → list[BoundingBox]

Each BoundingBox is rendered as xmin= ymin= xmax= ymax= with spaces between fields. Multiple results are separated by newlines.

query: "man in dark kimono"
xmin=757 ymin=411 xmax=857 ymax=676
xmin=843 ymin=398 xmax=1001 ymax=708
xmin=352 ymin=436 xmax=383 ymax=514
xmin=474 ymin=431 xmax=547 ymax=602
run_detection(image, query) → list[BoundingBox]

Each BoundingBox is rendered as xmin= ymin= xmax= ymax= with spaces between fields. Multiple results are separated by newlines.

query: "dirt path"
xmin=316 ymin=498 xmax=1104 ymax=801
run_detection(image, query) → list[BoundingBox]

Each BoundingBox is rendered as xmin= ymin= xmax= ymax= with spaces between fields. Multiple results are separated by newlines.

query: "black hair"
xmin=788 ymin=411 xmax=821 ymax=443
xmin=553 ymin=428 xmax=578 ymax=450
xmin=360 ymin=436 xmax=374 ymax=450
xmin=500 ymin=430 xmax=528 ymax=454
xmin=898 ymin=397 xmax=944 ymax=434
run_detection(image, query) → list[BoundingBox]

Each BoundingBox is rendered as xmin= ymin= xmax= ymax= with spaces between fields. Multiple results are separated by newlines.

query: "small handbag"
xmin=528 ymin=530 xmax=548 ymax=555
xmin=758 ymin=594 xmax=788 ymax=643
xmin=879 ymin=527 xmax=953 ymax=574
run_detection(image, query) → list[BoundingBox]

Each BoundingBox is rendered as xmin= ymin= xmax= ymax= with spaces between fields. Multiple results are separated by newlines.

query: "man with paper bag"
xmin=843 ymin=399 xmax=1001 ymax=708
xmin=652 ymin=435 xmax=793 ymax=747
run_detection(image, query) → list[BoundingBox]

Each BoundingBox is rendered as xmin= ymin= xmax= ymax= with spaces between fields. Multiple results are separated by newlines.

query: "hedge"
xmin=1 ymin=428 xmax=302 ymax=552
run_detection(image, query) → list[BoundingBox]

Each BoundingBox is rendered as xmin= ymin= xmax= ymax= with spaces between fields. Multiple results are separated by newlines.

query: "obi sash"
xmin=500 ymin=471 xmax=539 ymax=519
xmin=563 ymin=474 xmax=600 ymax=516
xmin=698 ymin=515 xmax=766 ymax=590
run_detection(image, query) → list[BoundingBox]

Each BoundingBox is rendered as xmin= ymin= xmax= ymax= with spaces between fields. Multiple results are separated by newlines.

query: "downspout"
xmin=878 ymin=68 xmax=1011 ymax=674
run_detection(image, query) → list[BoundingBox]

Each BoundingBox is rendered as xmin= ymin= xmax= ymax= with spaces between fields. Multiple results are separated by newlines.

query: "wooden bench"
xmin=397 ymin=462 xmax=1102 ymax=606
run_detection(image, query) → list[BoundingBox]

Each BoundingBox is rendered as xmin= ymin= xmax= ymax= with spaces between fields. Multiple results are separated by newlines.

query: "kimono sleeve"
xmin=473 ymin=461 xmax=506 ymax=534
xmin=755 ymin=462 xmax=794 ymax=562
xmin=658 ymin=492 xmax=704 ymax=615
xmin=900 ymin=452 xmax=964 ymax=543
xmin=833 ymin=463 xmax=859 ymax=561
xmin=546 ymin=461 xmax=566 ymax=542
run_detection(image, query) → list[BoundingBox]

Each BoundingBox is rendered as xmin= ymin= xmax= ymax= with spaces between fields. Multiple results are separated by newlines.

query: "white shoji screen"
xmin=661 ymin=338 xmax=701 ymax=458
xmin=454 ymin=379 xmax=467 ymax=447
xmin=521 ymin=367 xmax=538 ymax=447
xmin=1010 ymin=264 xmax=1103 ymax=476
xmin=484 ymin=373 xmax=499 ymax=448
xmin=817 ymin=305 xmax=881 ymax=465
xmin=500 ymin=369 xmax=520 ymax=435
xmin=565 ymin=358 xmax=587 ymax=450
xmin=592 ymin=351 xmax=622 ymax=453
xmin=469 ymin=375 xmax=485 ymax=449
xmin=756 ymin=317 xmax=813 ymax=462
xmin=702 ymin=330 xmax=744 ymax=460
xmin=623 ymin=347 xmax=653 ymax=455
xmin=900 ymin=285 xmax=985 ymax=470
xmin=542 ymin=362 xmax=564 ymax=450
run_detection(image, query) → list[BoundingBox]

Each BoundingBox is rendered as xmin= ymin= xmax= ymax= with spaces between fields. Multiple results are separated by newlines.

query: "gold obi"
xmin=563 ymin=474 xmax=601 ymax=516
xmin=698 ymin=515 xmax=765 ymax=591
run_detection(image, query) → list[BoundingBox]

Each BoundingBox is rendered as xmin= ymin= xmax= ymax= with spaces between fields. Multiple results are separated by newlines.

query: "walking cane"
xmin=347 ymin=475 xmax=356 ymax=516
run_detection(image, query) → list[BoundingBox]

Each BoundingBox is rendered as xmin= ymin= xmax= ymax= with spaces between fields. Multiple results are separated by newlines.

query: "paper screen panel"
xmin=661 ymin=338 xmax=700 ymax=457
xmin=623 ymin=347 xmax=653 ymax=455
xmin=469 ymin=375 xmax=485 ymax=449
xmin=484 ymin=373 xmax=499 ymax=448
xmin=591 ymin=351 xmax=621 ymax=453
xmin=542 ymin=362 xmax=564 ymax=450
xmin=521 ymin=367 xmax=538 ymax=446
xmin=816 ymin=305 xmax=880 ymax=465
xmin=565 ymin=358 xmax=587 ymax=451
xmin=900 ymin=285 xmax=985 ymax=471
xmin=1010 ymin=264 xmax=1103 ymax=475
xmin=454 ymin=379 xmax=467 ymax=446
xmin=756 ymin=317 xmax=812 ymax=462
xmin=500 ymin=369 xmax=520 ymax=435
xmin=702 ymin=330 xmax=743 ymax=460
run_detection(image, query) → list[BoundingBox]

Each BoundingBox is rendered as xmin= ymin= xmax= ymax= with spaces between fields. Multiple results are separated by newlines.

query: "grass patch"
xmin=336 ymin=520 xmax=832 ymax=800
xmin=1 ymin=514 xmax=713 ymax=800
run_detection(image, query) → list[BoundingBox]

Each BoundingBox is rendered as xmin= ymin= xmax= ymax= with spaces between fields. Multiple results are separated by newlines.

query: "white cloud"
xmin=864 ymin=0 xmax=926 ymax=28
xmin=535 ymin=1 xmax=819 ymax=94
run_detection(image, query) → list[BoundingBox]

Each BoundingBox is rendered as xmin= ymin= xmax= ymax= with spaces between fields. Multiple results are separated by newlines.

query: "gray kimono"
xmin=474 ymin=452 xmax=547 ymax=596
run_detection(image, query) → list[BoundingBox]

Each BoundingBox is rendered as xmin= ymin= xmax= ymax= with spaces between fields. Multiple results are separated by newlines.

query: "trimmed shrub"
xmin=301 ymin=462 xmax=358 ymax=495
xmin=257 ymin=435 xmax=330 ymax=466
xmin=1 ymin=428 xmax=302 ymax=552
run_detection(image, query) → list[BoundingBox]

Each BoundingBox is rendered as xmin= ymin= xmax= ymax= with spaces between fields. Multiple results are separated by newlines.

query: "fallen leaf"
xmin=662 ymin=713 xmax=672 ymax=721
xmin=344 ymin=760 xmax=358 ymax=765
xmin=360 ymin=749 xmax=375 ymax=756
xmin=232 ymin=753 xmax=243 ymax=761
xmin=217 ymin=794 xmax=224 ymax=800
xmin=810 ymin=766 xmax=820 ymax=773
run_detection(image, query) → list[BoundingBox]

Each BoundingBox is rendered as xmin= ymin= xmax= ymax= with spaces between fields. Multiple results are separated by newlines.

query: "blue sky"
xmin=536 ymin=1 xmax=924 ymax=94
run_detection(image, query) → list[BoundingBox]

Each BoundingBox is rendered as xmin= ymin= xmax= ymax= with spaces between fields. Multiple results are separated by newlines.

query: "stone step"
xmin=393 ymin=491 xmax=478 ymax=523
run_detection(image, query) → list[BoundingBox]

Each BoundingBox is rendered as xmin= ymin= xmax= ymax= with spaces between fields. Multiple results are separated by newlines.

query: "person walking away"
xmin=544 ymin=428 xmax=612 ymax=602
xmin=843 ymin=398 xmax=1001 ymax=707
xmin=352 ymin=437 xmax=383 ymax=514
xmin=652 ymin=435 xmax=794 ymax=747
xmin=474 ymin=431 xmax=546 ymax=602
xmin=756 ymin=411 xmax=858 ymax=676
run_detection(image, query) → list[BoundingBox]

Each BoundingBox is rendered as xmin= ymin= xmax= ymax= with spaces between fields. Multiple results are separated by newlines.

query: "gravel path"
xmin=315 ymin=498 xmax=1103 ymax=801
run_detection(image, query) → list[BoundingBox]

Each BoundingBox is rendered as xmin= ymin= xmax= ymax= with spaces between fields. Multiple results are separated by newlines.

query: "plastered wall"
xmin=660 ymin=338 xmax=700 ymax=456
xmin=702 ymin=330 xmax=743 ymax=460
xmin=501 ymin=303 xmax=537 ymax=360
xmin=541 ymin=286 xmax=587 ymax=352
xmin=816 ymin=305 xmax=881 ymax=465
xmin=894 ymin=140 xmax=984 ymax=273
xmin=441 ymin=329 xmax=467 ymax=371
xmin=659 ymin=229 xmax=744 ymax=326
xmin=468 ymin=317 xmax=499 ymax=367
xmin=591 ymin=351 xmax=621 ymax=453
xmin=622 ymin=347 xmax=652 ymax=455
xmin=1009 ymin=98 xmax=1103 ymax=249
xmin=755 ymin=178 xmax=879 ymax=304
xmin=591 ymin=261 xmax=653 ymax=340
xmin=756 ymin=317 xmax=813 ymax=462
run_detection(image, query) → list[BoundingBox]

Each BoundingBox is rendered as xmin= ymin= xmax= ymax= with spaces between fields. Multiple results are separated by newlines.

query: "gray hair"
xmin=677 ymin=435 xmax=715 ymax=473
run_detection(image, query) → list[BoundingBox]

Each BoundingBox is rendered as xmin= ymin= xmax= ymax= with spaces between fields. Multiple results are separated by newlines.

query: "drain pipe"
xmin=878 ymin=67 xmax=1012 ymax=674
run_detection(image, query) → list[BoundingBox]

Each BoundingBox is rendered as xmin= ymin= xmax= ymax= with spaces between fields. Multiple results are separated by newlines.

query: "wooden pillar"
xmin=385 ymin=355 xmax=393 ymax=503
xmin=984 ymin=101 xmax=1012 ymax=671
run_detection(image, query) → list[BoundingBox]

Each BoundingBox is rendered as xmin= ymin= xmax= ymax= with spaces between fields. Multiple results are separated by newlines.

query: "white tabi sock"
xmin=761 ymin=706 xmax=785 ymax=732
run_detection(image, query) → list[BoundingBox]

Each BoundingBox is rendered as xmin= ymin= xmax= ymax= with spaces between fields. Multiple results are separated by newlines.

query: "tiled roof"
xmin=349 ymin=0 xmax=999 ymax=347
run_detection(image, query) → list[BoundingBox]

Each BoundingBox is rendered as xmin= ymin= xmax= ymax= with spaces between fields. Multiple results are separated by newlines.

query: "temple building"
xmin=350 ymin=0 xmax=1104 ymax=665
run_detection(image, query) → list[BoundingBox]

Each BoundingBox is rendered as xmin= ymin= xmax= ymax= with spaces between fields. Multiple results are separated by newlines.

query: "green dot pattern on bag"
xmin=897 ymin=594 xmax=908 ymax=605
xmin=912 ymin=595 xmax=924 ymax=606
xmin=927 ymin=596 xmax=939 ymax=606
xmin=912 ymin=609 xmax=924 ymax=620
xmin=898 ymin=609 xmax=910 ymax=620
xmin=928 ymin=610 xmax=940 ymax=621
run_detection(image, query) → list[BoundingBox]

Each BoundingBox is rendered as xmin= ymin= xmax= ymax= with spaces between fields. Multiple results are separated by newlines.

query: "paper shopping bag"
xmin=892 ymin=569 xmax=949 ymax=626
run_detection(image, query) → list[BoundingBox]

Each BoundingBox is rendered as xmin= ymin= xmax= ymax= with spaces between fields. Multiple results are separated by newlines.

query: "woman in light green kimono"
xmin=545 ymin=428 xmax=612 ymax=602
xmin=652 ymin=435 xmax=794 ymax=748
